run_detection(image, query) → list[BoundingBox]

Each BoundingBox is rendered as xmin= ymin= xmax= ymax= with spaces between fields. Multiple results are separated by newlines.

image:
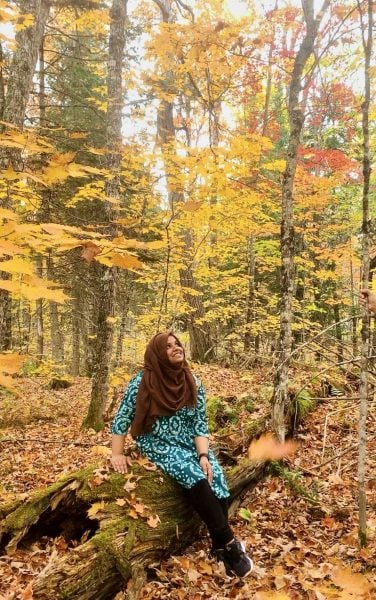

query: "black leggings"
xmin=185 ymin=479 xmax=233 ymax=549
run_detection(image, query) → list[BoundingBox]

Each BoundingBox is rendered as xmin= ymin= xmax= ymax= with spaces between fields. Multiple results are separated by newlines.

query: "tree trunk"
xmin=35 ymin=256 xmax=44 ymax=362
xmin=71 ymin=290 xmax=81 ymax=377
xmin=84 ymin=0 xmax=127 ymax=430
xmin=0 ymin=459 xmax=265 ymax=600
xmin=272 ymin=0 xmax=331 ymax=440
xmin=357 ymin=0 xmax=373 ymax=548
xmin=47 ymin=256 xmax=64 ymax=366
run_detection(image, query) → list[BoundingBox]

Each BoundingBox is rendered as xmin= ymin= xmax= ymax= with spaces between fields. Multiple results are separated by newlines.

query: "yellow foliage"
xmin=0 ymin=257 xmax=34 ymax=275
xmin=14 ymin=12 xmax=34 ymax=31
xmin=96 ymin=252 xmax=143 ymax=270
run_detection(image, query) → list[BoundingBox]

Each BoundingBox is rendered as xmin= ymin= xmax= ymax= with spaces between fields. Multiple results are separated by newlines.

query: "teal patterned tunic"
xmin=111 ymin=371 xmax=229 ymax=499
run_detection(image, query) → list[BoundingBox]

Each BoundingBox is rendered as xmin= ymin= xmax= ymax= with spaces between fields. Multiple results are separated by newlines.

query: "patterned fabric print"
xmin=111 ymin=371 xmax=229 ymax=499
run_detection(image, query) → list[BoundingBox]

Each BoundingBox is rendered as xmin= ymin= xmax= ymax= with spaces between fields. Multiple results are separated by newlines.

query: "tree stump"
xmin=0 ymin=458 xmax=264 ymax=599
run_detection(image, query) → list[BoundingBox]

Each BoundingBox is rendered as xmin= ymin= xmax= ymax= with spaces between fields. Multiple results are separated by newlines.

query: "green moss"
xmin=243 ymin=416 xmax=265 ymax=439
xmin=289 ymin=390 xmax=316 ymax=427
xmin=270 ymin=462 xmax=318 ymax=505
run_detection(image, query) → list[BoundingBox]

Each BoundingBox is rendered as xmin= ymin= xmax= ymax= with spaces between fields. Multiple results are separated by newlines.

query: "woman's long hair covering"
xmin=130 ymin=332 xmax=197 ymax=438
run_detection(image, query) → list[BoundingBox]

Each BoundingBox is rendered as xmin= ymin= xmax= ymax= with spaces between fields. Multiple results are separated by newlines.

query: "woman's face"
xmin=166 ymin=335 xmax=184 ymax=365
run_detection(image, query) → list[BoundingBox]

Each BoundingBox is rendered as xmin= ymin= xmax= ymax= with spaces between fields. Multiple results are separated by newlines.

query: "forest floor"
xmin=0 ymin=365 xmax=375 ymax=600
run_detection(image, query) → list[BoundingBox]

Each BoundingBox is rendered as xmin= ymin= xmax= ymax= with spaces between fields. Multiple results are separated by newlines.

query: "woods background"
xmin=0 ymin=0 xmax=375 ymax=433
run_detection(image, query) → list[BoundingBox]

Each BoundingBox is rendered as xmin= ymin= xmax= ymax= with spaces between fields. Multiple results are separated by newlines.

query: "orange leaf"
xmin=248 ymin=433 xmax=298 ymax=462
xmin=331 ymin=565 xmax=372 ymax=596
xmin=81 ymin=241 xmax=101 ymax=262
xmin=116 ymin=498 xmax=126 ymax=507
xmin=147 ymin=514 xmax=161 ymax=528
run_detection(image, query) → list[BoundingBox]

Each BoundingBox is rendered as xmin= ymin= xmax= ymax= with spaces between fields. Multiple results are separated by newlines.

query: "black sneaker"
xmin=213 ymin=539 xmax=253 ymax=578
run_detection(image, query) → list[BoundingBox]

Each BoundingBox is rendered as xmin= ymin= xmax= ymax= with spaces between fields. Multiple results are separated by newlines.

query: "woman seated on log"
xmin=110 ymin=331 xmax=253 ymax=578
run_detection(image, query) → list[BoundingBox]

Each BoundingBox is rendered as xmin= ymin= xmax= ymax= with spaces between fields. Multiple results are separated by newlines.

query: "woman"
xmin=111 ymin=331 xmax=253 ymax=578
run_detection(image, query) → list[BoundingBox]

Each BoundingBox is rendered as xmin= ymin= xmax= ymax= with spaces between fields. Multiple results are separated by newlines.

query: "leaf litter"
xmin=0 ymin=368 xmax=375 ymax=599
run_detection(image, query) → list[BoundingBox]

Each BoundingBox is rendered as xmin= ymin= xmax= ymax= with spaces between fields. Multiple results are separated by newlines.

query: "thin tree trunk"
xmin=35 ymin=256 xmax=44 ymax=362
xmin=71 ymin=290 xmax=81 ymax=377
xmin=357 ymin=0 xmax=373 ymax=548
xmin=84 ymin=0 xmax=127 ymax=430
xmin=272 ymin=0 xmax=331 ymax=440
xmin=47 ymin=256 xmax=64 ymax=366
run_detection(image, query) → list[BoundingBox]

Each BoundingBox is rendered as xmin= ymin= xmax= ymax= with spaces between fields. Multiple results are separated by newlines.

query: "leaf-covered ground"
xmin=0 ymin=366 xmax=375 ymax=599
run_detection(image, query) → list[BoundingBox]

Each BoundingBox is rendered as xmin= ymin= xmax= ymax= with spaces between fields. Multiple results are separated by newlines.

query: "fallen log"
xmin=0 ymin=456 xmax=265 ymax=600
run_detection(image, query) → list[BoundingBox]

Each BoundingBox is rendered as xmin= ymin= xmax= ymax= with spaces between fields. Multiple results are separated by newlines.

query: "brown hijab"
xmin=130 ymin=332 xmax=197 ymax=438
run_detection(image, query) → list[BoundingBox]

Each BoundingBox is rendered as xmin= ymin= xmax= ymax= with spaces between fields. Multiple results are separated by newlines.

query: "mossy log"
xmin=0 ymin=459 xmax=264 ymax=600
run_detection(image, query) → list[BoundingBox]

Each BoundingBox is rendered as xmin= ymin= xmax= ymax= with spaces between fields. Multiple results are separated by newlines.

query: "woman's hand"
xmin=110 ymin=454 xmax=128 ymax=474
xmin=199 ymin=455 xmax=213 ymax=485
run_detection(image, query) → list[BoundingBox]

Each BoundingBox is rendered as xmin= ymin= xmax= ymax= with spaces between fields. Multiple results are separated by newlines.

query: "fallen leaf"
xmin=147 ymin=514 xmax=161 ymax=528
xmin=331 ymin=565 xmax=372 ymax=596
xmin=87 ymin=501 xmax=105 ymax=517
xmin=116 ymin=498 xmax=126 ymax=507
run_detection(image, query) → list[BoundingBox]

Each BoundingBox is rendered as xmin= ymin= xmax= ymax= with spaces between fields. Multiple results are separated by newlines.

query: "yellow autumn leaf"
xmin=106 ymin=316 xmax=118 ymax=324
xmin=87 ymin=501 xmax=105 ymax=517
xmin=331 ymin=565 xmax=372 ymax=596
xmin=0 ymin=258 xmax=34 ymax=275
xmin=0 ymin=240 xmax=26 ymax=256
xmin=20 ymin=286 xmax=70 ymax=304
xmin=97 ymin=252 xmax=143 ymax=270
xmin=14 ymin=13 xmax=35 ymax=31
xmin=86 ymin=146 xmax=107 ymax=156
xmin=91 ymin=445 xmax=112 ymax=457
xmin=146 ymin=240 xmax=165 ymax=250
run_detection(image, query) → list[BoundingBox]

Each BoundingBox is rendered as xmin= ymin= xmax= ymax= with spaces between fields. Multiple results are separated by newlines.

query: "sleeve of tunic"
xmin=192 ymin=380 xmax=209 ymax=437
xmin=111 ymin=372 xmax=143 ymax=435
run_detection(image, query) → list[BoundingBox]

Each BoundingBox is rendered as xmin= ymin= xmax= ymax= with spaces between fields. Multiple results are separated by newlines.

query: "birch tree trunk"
xmin=83 ymin=0 xmax=127 ymax=430
xmin=272 ymin=0 xmax=331 ymax=440
xmin=357 ymin=0 xmax=373 ymax=548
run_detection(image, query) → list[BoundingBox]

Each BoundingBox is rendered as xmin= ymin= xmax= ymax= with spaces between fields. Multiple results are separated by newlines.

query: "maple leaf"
xmin=147 ymin=514 xmax=161 ymax=528
xmin=248 ymin=433 xmax=298 ymax=462
xmin=115 ymin=498 xmax=126 ymax=507
xmin=123 ymin=479 xmax=138 ymax=493
xmin=331 ymin=565 xmax=373 ymax=596
xmin=87 ymin=501 xmax=105 ymax=517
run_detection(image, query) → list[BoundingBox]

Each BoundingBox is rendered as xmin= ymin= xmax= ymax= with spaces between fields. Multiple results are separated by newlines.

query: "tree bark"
xmin=35 ymin=256 xmax=44 ymax=362
xmin=272 ymin=0 xmax=331 ymax=440
xmin=0 ymin=459 xmax=265 ymax=600
xmin=84 ymin=0 xmax=127 ymax=430
xmin=357 ymin=0 xmax=373 ymax=548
